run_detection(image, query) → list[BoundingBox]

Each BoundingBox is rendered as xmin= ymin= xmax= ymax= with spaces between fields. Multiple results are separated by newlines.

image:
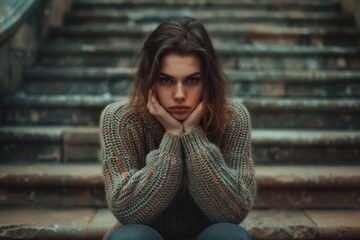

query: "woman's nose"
xmin=174 ymin=83 xmax=185 ymax=101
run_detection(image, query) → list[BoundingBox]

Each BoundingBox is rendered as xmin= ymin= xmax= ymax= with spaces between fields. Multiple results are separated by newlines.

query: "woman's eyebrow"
xmin=187 ymin=72 xmax=202 ymax=77
xmin=159 ymin=72 xmax=202 ymax=78
xmin=159 ymin=73 xmax=173 ymax=78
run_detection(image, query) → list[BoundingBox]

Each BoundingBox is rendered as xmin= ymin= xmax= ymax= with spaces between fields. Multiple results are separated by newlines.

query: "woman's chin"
xmin=172 ymin=113 xmax=189 ymax=122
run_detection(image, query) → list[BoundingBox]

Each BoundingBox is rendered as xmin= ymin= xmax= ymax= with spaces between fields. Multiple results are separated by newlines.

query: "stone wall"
xmin=0 ymin=0 xmax=73 ymax=94
xmin=342 ymin=0 xmax=360 ymax=26
xmin=42 ymin=0 xmax=73 ymax=36
xmin=0 ymin=14 xmax=39 ymax=94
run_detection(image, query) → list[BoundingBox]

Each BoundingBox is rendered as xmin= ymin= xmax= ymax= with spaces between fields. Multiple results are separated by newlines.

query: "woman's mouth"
xmin=170 ymin=105 xmax=190 ymax=114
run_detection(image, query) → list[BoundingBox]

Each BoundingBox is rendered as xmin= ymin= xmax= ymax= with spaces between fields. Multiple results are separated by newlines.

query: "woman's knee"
xmin=196 ymin=223 xmax=251 ymax=240
xmin=105 ymin=224 xmax=164 ymax=240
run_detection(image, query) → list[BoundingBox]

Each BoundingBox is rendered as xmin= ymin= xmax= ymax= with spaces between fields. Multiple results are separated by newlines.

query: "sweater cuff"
xmin=181 ymin=127 xmax=210 ymax=155
xmin=159 ymin=132 xmax=182 ymax=158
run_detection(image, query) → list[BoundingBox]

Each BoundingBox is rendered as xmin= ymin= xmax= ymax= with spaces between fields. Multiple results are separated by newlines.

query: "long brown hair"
xmin=129 ymin=17 xmax=229 ymax=137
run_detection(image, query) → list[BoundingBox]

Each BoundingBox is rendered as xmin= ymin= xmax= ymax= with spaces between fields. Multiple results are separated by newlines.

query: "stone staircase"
xmin=1 ymin=0 xmax=360 ymax=239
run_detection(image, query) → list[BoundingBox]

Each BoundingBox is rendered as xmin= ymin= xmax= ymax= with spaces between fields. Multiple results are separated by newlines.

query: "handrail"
xmin=0 ymin=0 xmax=40 ymax=45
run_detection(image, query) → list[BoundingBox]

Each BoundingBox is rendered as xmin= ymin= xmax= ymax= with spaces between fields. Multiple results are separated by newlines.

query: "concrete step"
xmin=1 ymin=207 xmax=359 ymax=240
xmin=22 ymin=67 xmax=360 ymax=97
xmin=48 ymin=24 xmax=360 ymax=46
xmin=0 ymin=164 xmax=359 ymax=209
xmin=2 ymin=95 xmax=360 ymax=129
xmin=1 ymin=126 xmax=359 ymax=164
xmin=39 ymin=43 xmax=360 ymax=70
xmin=65 ymin=9 xmax=354 ymax=27
xmin=72 ymin=0 xmax=342 ymax=12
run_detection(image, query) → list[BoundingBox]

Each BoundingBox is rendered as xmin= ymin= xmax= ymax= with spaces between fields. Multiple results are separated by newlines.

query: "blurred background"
xmin=0 ymin=0 xmax=360 ymax=239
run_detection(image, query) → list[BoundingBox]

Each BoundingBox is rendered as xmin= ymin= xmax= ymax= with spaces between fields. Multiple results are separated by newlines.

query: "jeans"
xmin=105 ymin=223 xmax=252 ymax=240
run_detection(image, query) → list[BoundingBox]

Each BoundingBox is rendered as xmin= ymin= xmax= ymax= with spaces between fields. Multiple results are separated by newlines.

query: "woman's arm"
xmin=181 ymin=101 xmax=256 ymax=223
xmin=99 ymin=102 xmax=183 ymax=224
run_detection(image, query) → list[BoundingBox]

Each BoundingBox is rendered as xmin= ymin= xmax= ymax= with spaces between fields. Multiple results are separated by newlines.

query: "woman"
xmin=99 ymin=17 xmax=256 ymax=240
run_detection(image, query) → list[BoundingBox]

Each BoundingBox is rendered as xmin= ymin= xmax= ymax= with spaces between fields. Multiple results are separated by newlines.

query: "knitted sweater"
xmin=99 ymin=99 xmax=257 ymax=240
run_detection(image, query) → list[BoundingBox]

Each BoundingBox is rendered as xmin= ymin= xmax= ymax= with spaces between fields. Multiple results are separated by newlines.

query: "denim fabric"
xmin=104 ymin=224 xmax=164 ymax=240
xmin=196 ymin=223 xmax=251 ymax=240
xmin=104 ymin=223 xmax=251 ymax=240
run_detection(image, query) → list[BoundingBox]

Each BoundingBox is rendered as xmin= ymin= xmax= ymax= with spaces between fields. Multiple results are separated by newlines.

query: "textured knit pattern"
xmin=99 ymin=99 xmax=257 ymax=240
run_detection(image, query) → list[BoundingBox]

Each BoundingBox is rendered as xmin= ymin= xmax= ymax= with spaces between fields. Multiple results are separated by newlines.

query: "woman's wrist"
xmin=183 ymin=125 xmax=195 ymax=134
xmin=167 ymin=126 xmax=185 ymax=136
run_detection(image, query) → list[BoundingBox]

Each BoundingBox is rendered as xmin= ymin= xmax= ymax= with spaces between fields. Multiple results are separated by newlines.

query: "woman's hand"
xmin=183 ymin=102 xmax=203 ymax=133
xmin=147 ymin=90 xmax=184 ymax=135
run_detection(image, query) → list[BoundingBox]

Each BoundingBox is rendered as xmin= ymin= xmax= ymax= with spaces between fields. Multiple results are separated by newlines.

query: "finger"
xmin=147 ymin=90 xmax=160 ymax=112
xmin=147 ymin=90 xmax=152 ymax=108
xmin=192 ymin=102 xmax=203 ymax=116
xmin=196 ymin=102 xmax=203 ymax=112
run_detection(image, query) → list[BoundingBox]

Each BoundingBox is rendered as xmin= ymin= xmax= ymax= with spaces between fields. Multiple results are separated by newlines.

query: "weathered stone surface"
xmin=66 ymin=9 xmax=353 ymax=27
xmin=41 ymin=43 xmax=360 ymax=57
xmin=254 ymin=145 xmax=360 ymax=164
xmin=256 ymin=188 xmax=360 ymax=209
xmin=48 ymin=24 xmax=360 ymax=45
xmin=231 ymin=81 xmax=360 ymax=97
xmin=72 ymin=0 xmax=340 ymax=12
xmin=0 ymin=164 xmax=105 ymax=207
xmin=39 ymin=42 xmax=360 ymax=69
xmin=2 ymin=126 xmax=360 ymax=163
xmin=305 ymin=210 xmax=360 ymax=239
xmin=0 ymin=164 xmax=103 ymax=187
xmin=86 ymin=209 xmax=117 ymax=239
xmin=240 ymin=210 xmax=318 ymax=240
xmin=23 ymin=67 xmax=360 ymax=96
xmin=63 ymin=127 xmax=101 ymax=162
xmin=26 ymin=79 xmax=109 ymax=95
xmin=0 ymin=0 xmax=39 ymax=43
xmin=0 ymin=208 xmax=96 ymax=239
xmin=24 ymin=66 xmax=132 ymax=79
xmin=0 ymin=127 xmax=64 ymax=162
xmin=343 ymin=0 xmax=360 ymax=27
xmin=256 ymin=165 xmax=360 ymax=189
xmin=0 ymin=186 xmax=106 ymax=207
xmin=255 ymin=166 xmax=360 ymax=208
xmin=4 ymin=95 xmax=360 ymax=129
xmin=3 ymin=94 xmax=125 ymax=107
xmin=6 ymin=208 xmax=359 ymax=240
xmin=0 ymin=126 xmax=63 ymax=142
xmin=1 ymin=164 xmax=359 ymax=208
xmin=253 ymin=129 xmax=360 ymax=164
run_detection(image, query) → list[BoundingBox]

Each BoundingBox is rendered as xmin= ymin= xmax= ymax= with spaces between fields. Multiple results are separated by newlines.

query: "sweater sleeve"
xmin=99 ymin=103 xmax=183 ymax=224
xmin=181 ymin=101 xmax=256 ymax=224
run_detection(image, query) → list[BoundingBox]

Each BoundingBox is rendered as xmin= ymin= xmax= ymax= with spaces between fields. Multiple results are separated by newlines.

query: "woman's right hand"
xmin=147 ymin=90 xmax=184 ymax=135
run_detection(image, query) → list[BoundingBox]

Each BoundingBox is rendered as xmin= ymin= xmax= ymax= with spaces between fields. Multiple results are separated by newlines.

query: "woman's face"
xmin=155 ymin=52 xmax=204 ymax=121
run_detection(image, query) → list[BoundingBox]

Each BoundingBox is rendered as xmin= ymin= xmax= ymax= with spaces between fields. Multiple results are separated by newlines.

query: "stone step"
xmin=48 ymin=24 xmax=360 ymax=46
xmin=23 ymin=67 xmax=360 ymax=97
xmin=39 ymin=43 xmax=360 ymax=70
xmin=0 ymin=208 xmax=113 ymax=240
xmin=2 ymin=95 xmax=360 ymax=129
xmin=1 ymin=126 xmax=359 ymax=164
xmin=72 ymin=0 xmax=341 ymax=12
xmin=65 ymin=9 xmax=354 ymax=27
xmin=1 ymin=207 xmax=359 ymax=240
xmin=0 ymin=164 xmax=359 ymax=209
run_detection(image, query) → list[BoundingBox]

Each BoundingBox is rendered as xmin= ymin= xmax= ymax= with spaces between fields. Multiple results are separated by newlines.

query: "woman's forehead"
xmin=160 ymin=53 xmax=202 ymax=74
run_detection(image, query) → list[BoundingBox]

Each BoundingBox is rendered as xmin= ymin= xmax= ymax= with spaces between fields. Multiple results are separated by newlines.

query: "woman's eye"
xmin=159 ymin=77 xmax=173 ymax=84
xmin=186 ymin=77 xmax=199 ymax=85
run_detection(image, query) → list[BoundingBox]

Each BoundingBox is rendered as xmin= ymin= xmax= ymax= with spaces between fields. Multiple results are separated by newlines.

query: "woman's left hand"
xmin=183 ymin=102 xmax=203 ymax=133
